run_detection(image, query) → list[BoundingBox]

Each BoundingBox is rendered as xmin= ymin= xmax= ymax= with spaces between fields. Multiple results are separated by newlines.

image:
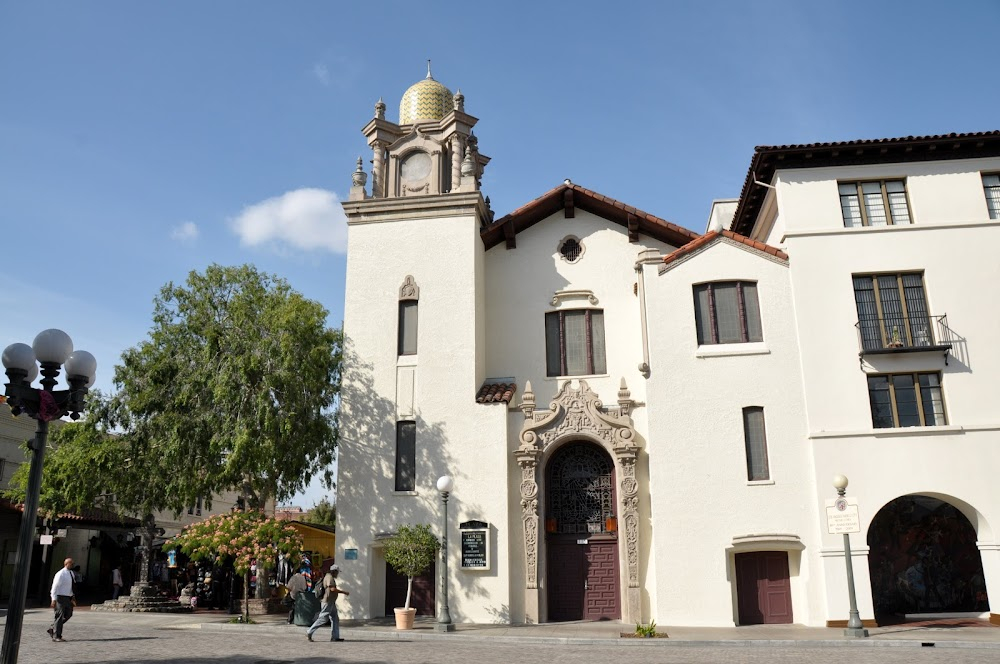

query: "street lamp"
xmin=832 ymin=474 xmax=868 ymax=638
xmin=436 ymin=474 xmax=455 ymax=632
xmin=2 ymin=330 xmax=96 ymax=664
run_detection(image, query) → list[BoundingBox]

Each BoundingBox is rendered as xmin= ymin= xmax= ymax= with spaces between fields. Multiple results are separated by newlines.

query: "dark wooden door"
xmin=735 ymin=551 xmax=792 ymax=625
xmin=384 ymin=561 xmax=435 ymax=616
xmin=548 ymin=538 xmax=620 ymax=621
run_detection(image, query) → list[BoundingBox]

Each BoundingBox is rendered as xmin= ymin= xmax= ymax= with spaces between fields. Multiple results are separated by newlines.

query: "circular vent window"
xmin=559 ymin=237 xmax=584 ymax=263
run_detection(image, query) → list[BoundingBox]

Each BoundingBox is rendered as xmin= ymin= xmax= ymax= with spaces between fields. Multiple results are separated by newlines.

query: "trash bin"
xmin=293 ymin=591 xmax=320 ymax=626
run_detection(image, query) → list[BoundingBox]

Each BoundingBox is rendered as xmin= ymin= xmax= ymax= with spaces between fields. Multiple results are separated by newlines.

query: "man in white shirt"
xmin=48 ymin=558 xmax=75 ymax=642
xmin=111 ymin=564 xmax=124 ymax=600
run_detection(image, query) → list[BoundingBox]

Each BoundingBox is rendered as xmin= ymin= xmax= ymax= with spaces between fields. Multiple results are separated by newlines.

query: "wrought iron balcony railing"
xmin=855 ymin=314 xmax=952 ymax=361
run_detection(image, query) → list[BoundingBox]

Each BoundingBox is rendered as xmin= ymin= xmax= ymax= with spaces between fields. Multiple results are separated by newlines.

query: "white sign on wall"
xmin=825 ymin=496 xmax=861 ymax=534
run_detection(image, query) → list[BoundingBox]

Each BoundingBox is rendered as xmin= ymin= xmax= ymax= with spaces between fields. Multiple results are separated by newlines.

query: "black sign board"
xmin=460 ymin=520 xmax=488 ymax=530
xmin=460 ymin=529 xmax=489 ymax=569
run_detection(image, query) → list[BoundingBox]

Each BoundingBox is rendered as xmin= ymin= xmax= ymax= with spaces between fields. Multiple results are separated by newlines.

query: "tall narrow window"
xmin=545 ymin=310 xmax=607 ymax=377
xmin=742 ymin=407 xmax=769 ymax=481
xmin=838 ymin=180 xmax=911 ymax=227
xmin=867 ymin=372 xmax=946 ymax=428
xmin=398 ymin=275 xmax=419 ymax=356
xmin=693 ymin=281 xmax=763 ymax=345
xmin=395 ymin=421 xmax=416 ymax=491
xmin=853 ymin=272 xmax=931 ymax=351
xmin=984 ymin=174 xmax=1000 ymax=219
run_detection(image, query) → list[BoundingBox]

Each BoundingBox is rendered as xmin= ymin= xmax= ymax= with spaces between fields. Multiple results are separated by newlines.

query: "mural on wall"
xmin=867 ymin=495 xmax=989 ymax=616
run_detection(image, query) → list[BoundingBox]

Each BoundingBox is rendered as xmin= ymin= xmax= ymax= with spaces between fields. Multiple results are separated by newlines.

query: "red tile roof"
xmin=476 ymin=382 xmax=517 ymax=404
xmin=482 ymin=182 xmax=698 ymax=251
xmin=661 ymin=230 xmax=788 ymax=268
xmin=731 ymin=130 xmax=1000 ymax=236
xmin=0 ymin=499 xmax=141 ymax=527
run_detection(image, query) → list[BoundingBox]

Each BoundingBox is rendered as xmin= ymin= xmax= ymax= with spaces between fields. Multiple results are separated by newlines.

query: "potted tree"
xmin=382 ymin=524 xmax=440 ymax=630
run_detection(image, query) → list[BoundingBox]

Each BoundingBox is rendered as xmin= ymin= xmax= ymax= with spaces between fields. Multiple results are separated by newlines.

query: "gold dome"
xmin=399 ymin=74 xmax=453 ymax=125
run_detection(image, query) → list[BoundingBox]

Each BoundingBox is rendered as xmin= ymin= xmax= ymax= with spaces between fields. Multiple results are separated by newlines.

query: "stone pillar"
xmin=977 ymin=542 xmax=1000 ymax=624
xmin=618 ymin=453 xmax=641 ymax=623
xmin=450 ymin=135 xmax=463 ymax=193
xmin=371 ymin=141 xmax=385 ymax=198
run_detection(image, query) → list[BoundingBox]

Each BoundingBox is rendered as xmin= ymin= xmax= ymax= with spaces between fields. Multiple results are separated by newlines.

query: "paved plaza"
xmin=3 ymin=608 xmax=1000 ymax=664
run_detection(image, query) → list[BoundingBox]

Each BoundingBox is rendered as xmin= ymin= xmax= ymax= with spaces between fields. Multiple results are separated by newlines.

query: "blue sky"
xmin=2 ymin=1 xmax=998 ymax=506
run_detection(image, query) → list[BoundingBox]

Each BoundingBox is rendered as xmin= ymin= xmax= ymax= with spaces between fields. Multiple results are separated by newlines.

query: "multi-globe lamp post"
xmin=1 ymin=330 xmax=96 ymax=664
xmin=436 ymin=474 xmax=455 ymax=632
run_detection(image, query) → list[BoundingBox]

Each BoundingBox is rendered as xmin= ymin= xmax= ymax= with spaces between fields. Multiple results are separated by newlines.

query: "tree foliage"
xmin=303 ymin=497 xmax=336 ymax=529
xmin=112 ymin=264 xmax=342 ymax=509
xmin=382 ymin=524 xmax=439 ymax=610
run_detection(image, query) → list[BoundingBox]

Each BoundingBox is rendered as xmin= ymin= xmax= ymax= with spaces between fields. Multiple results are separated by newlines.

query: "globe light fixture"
xmin=2 ymin=330 xmax=96 ymax=663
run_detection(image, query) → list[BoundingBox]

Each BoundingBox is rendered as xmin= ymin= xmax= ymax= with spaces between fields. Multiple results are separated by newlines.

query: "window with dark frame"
xmin=693 ymin=281 xmax=763 ymax=345
xmin=853 ymin=272 xmax=930 ymax=352
xmin=838 ymin=180 xmax=911 ymax=227
xmin=398 ymin=301 xmax=418 ymax=356
xmin=742 ymin=407 xmax=769 ymax=482
xmin=559 ymin=237 xmax=583 ymax=262
xmin=984 ymin=174 xmax=1000 ymax=219
xmin=395 ymin=421 xmax=416 ymax=491
xmin=867 ymin=372 xmax=946 ymax=428
xmin=545 ymin=309 xmax=607 ymax=377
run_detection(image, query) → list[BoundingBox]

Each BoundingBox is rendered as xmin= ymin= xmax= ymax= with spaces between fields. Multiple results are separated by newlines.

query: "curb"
xmin=192 ymin=622 xmax=1000 ymax=649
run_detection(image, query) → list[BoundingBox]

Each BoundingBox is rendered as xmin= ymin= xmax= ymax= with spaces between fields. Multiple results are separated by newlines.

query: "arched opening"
xmin=544 ymin=441 xmax=620 ymax=621
xmin=867 ymin=495 xmax=989 ymax=619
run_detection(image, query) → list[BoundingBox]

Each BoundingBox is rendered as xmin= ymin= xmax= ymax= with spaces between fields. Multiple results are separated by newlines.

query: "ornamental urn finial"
xmin=375 ymin=97 xmax=386 ymax=120
xmin=453 ymin=88 xmax=465 ymax=112
xmin=351 ymin=156 xmax=367 ymax=188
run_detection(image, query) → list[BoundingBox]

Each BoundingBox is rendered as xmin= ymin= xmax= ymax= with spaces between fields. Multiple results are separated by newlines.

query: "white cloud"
xmin=230 ymin=188 xmax=347 ymax=254
xmin=313 ymin=63 xmax=330 ymax=86
xmin=170 ymin=221 xmax=199 ymax=241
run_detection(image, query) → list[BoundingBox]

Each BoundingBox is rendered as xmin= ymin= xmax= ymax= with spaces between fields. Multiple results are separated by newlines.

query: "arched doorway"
xmin=545 ymin=442 xmax=620 ymax=621
xmin=867 ymin=495 xmax=989 ymax=618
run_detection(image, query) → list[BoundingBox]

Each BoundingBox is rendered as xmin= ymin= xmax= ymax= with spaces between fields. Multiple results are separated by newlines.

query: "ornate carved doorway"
xmin=546 ymin=442 xmax=620 ymax=621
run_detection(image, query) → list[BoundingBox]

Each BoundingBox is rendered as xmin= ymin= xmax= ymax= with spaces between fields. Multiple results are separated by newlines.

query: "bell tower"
xmin=348 ymin=62 xmax=490 ymax=201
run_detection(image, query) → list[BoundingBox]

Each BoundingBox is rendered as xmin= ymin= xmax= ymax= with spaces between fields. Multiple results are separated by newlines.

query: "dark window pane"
xmin=693 ymin=285 xmax=712 ymax=344
xmin=743 ymin=407 xmax=769 ymax=481
xmin=742 ymin=283 xmax=763 ymax=342
xmin=868 ymin=376 xmax=894 ymax=428
xmin=545 ymin=312 xmax=561 ymax=377
xmin=918 ymin=374 xmax=946 ymax=426
xmin=877 ymin=276 xmax=906 ymax=347
xmin=854 ymin=276 xmax=882 ymax=350
xmin=901 ymin=273 xmax=930 ymax=346
xmin=590 ymin=311 xmax=607 ymax=374
xmin=395 ymin=421 xmax=416 ymax=491
xmin=714 ymin=283 xmax=742 ymax=343
xmin=398 ymin=301 xmax=418 ymax=355
xmin=892 ymin=374 xmax=920 ymax=427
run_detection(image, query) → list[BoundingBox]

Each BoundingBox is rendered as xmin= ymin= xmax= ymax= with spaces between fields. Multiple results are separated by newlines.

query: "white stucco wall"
xmin=338 ymin=205 xmax=511 ymax=623
xmin=643 ymin=239 xmax=821 ymax=626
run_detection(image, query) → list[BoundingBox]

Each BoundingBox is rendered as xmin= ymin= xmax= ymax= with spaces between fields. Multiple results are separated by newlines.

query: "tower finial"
xmin=426 ymin=59 xmax=432 ymax=79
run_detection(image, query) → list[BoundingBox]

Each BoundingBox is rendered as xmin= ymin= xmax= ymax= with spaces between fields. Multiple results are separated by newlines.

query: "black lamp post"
xmin=2 ymin=330 xmax=96 ymax=664
xmin=435 ymin=474 xmax=454 ymax=632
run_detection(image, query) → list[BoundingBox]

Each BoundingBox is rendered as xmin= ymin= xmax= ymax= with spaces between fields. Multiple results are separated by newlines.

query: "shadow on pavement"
xmin=85 ymin=659 xmax=387 ymax=664
xmin=67 ymin=636 xmax=160 ymax=642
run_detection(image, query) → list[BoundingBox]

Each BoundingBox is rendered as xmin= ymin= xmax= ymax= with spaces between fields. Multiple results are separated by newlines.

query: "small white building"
xmin=335 ymin=70 xmax=1000 ymax=628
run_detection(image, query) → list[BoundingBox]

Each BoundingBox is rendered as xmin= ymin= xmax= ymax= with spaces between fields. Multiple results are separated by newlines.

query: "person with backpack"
xmin=306 ymin=565 xmax=349 ymax=642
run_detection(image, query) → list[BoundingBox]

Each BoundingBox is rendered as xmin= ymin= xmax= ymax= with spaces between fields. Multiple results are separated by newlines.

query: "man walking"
xmin=284 ymin=570 xmax=308 ymax=624
xmin=48 ymin=558 xmax=76 ymax=642
xmin=111 ymin=564 xmax=123 ymax=600
xmin=306 ymin=565 xmax=349 ymax=642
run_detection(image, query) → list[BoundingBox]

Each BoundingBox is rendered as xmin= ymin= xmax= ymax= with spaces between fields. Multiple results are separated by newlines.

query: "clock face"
xmin=401 ymin=152 xmax=432 ymax=182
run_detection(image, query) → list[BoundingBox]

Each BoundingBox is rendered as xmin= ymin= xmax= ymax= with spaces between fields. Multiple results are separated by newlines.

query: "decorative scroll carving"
xmin=514 ymin=379 xmax=643 ymax=599
xmin=550 ymin=289 xmax=599 ymax=307
xmin=399 ymin=276 xmax=419 ymax=301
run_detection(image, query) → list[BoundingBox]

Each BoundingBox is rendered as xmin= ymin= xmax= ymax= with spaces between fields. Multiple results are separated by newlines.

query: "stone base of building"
xmin=90 ymin=583 xmax=192 ymax=613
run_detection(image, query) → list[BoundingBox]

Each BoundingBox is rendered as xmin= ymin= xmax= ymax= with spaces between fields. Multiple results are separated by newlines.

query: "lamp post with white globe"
xmin=832 ymin=474 xmax=868 ymax=638
xmin=1 ymin=330 xmax=96 ymax=664
xmin=436 ymin=474 xmax=455 ymax=632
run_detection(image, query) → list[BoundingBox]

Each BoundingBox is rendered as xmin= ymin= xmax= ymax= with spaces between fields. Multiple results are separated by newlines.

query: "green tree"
xmin=169 ymin=511 xmax=303 ymax=622
xmin=382 ymin=524 xmax=439 ymax=610
xmin=114 ymin=264 xmax=342 ymax=510
xmin=303 ymin=497 xmax=336 ymax=529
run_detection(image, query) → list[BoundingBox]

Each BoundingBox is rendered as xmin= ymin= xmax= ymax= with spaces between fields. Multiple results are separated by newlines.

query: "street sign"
xmin=40 ymin=535 xmax=53 ymax=545
xmin=826 ymin=496 xmax=861 ymax=534
xmin=55 ymin=529 xmax=68 ymax=538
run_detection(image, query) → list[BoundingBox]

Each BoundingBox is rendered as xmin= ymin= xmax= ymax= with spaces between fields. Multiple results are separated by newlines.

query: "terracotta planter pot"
xmin=394 ymin=607 xmax=417 ymax=630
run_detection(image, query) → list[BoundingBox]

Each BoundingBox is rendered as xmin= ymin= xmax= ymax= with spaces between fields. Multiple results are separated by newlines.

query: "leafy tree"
xmin=113 ymin=264 xmax=342 ymax=510
xmin=382 ymin=524 xmax=439 ymax=610
xmin=169 ymin=511 xmax=303 ymax=622
xmin=303 ymin=497 xmax=336 ymax=529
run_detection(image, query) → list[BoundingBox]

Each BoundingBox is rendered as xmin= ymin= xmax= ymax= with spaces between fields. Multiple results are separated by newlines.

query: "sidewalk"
xmin=7 ymin=607 xmax=1000 ymax=649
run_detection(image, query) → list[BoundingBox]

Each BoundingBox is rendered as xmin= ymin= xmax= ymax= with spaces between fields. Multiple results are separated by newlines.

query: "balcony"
xmin=855 ymin=314 xmax=952 ymax=364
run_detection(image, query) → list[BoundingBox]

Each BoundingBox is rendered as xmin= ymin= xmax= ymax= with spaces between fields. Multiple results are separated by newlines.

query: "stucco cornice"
xmin=342 ymin=192 xmax=488 ymax=225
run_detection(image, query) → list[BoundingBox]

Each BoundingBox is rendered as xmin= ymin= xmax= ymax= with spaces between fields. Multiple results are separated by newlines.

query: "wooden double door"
xmin=547 ymin=537 xmax=620 ymax=621
xmin=735 ymin=551 xmax=793 ymax=624
xmin=384 ymin=561 xmax=435 ymax=616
